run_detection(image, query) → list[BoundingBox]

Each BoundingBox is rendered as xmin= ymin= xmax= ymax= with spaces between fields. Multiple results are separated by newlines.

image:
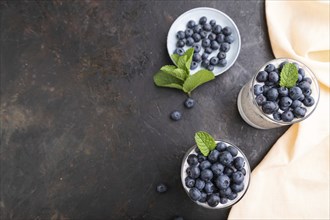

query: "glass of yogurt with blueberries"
xmin=237 ymin=58 xmax=320 ymax=129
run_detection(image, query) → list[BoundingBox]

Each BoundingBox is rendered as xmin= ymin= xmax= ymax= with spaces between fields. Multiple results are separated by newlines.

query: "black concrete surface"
xmin=0 ymin=1 xmax=288 ymax=219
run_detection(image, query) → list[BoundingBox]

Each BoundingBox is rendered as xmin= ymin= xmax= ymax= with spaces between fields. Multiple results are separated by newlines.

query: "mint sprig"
xmin=153 ymin=48 xmax=215 ymax=95
xmin=194 ymin=131 xmax=216 ymax=156
xmin=279 ymin=63 xmax=299 ymax=88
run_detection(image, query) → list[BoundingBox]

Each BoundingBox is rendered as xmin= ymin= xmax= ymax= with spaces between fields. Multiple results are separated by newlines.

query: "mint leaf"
xmin=153 ymin=71 xmax=183 ymax=90
xmin=183 ymin=70 xmax=215 ymax=95
xmin=194 ymin=131 xmax=216 ymax=156
xmin=171 ymin=54 xmax=180 ymax=65
xmin=160 ymin=65 xmax=187 ymax=81
xmin=279 ymin=63 xmax=299 ymax=88
xmin=177 ymin=55 xmax=187 ymax=69
xmin=183 ymin=48 xmax=194 ymax=72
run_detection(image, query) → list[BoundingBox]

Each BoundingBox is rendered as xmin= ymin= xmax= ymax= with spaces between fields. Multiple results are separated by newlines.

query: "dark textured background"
xmin=0 ymin=1 xmax=288 ymax=219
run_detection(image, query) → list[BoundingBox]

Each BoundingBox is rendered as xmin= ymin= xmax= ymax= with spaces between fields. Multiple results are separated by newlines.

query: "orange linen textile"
xmin=229 ymin=1 xmax=330 ymax=219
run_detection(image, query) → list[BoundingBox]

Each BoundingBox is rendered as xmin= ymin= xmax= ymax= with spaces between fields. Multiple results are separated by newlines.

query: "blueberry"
xmin=201 ymin=53 xmax=209 ymax=60
xmin=207 ymin=65 xmax=214 ymax=71
xmin=204 ymin=182 xmax=216 ymax=194
xmin=220 ymin=42 xmax=230 ymax=52
xmin=239 ymin=168 xmax=246 ymax=176
xmin=192 ymin=53 xmax=202 ymax=63
xmin=184 ymin=98 xmax=195 ymax=109
xmin=273 ymin=112 xmax=281 ymax=121
xmin=255 ymin=94 xmax=267 ymax=106
xmin=293 ymin=106 xmax=307 ymax=118
xmin=186 ymin=167 xmax=192 ymax=176
xmin=209 ymin=19 xmax=216 ymax=26
xmin=289 ymin=86 xmax=303 ymax=100
xmin=176 ymin=40 xmax=185 ymax=48
xmin=217 ymin=52 xmax=226 ymax=60
xmin=197 ymin=154 xmax=206 ymax=163
xmin=210 ymin=57 xmax=219 ymax=65
xmin=222 ymin=26 xmax=232 ymax=36
xmin=256 ymin=71 xmax=268 ymax=82
xmin=195 ymin=178 xmax=205 ymax=190
xmin=279 ymin=61 xmax=288 ymax=70
xmin=303 ymin=96 xmax=315 ymax=107
xmin=170 ymin=111 xmax=182 ymax=121
xmin=254 ymin=84 xmax=264 ymax=95
xmin=278 ymin=87 xmax=289 ymax=97
xmin=200 ymin=160 xmax=212 ymax=170
xmin=200 ymin=169 xmax=213 ymax=182
xmin=218 ymin=59 xmax=227 ymax=67
xmin=208 ymin=149 xmax=220 ymax=163
xmin=279 ymin=97 xmax=292 ymax=109
xmin=193 ymin=25 xmax=202 ymax=33
xmin=207 ymin=194 xmax=220 ymax=207
xmin=293 ymin=62 xmax=299 ymax=70
xmin=187 ymin=154 xmax=199 ymax=166
xmin=220 ymin=187 xmax=232 ymax=197
xmin=303 ymin=88 xmax=312 ymax=97
xmin=201 ymin=38 xmax=211 ymax=48
xmin=266 ymin=88 xmax=279 ymax=101
xmin=220 ymin=197 xmax=228 ymax=204
xmin=199 ymin=16 xmax=207 ymax=25
xmin=211 ymin=41 xmax=220 ymax=50
xmin=231 ymin=182 xmax=244 ymax=193
xmin=303 ymin=77 xmax=312 ymax=84
xmin=191 ymin=44 xmax=201 ymax=54
xmin=262 ymin=101 xmax=277 ymax=114
xmin=262 ymin=85 xmax=272 ymax=95
xmin=198 ymin=192 xmax=207 ymax=203
xmin=224 ymin=35 xmax=234 ymax=44
xmin=185 ymin=177 xmax=195 ymax=188
xmin=216 ymin=142 xmax=227 ymax=152
xmin=200 ymin=31 xmax=207 ymax=39
xmin=212 ymin=25 xmax=222 ymax=34
xmin=201 ymin=59 xmax=210 ymax=68
xmin=224 ymin=167 xmax=234 ymax=176
xmin=185 ymin=29 xmax=193 ymax=38
xmin=190 ymin=61 xmax=198 ymax=70
xmin=187 ymin=20 xmax=196 ymax=28
xmin=177 ymin=30 xmax=185 ymax=39
xmin=156 ymin=183 xmax=168 ymax=193
xmin=189 ymin=187 xmax=201 ymax=201
xmin=203 ymin=23 xmax=212 ymax=31
xmin=186 ymin=37 xmax=194 ymax=46
xmin=297 ymin=74 xmax=303 ymax=83
xmin=264 ymin=64 xmax=276 ymax=73
xmin=268 ymin=71 xmax=279 ymax=83
xmin=204 ymin=47 xmax=212 ymax=54
xmin=192 ymin=33 xmax=201 ymax=42
xmin=281 ymin=110 xmax=294 ymax=122
xmin=298 ymin=81 xmax=311 ymax=91
xmin=231 ymin=171 xmax=244 ymax=184
xmin=189 ymin=166 xmax=201 ymax=179
xmin=174 ymin=48 xmax=185 ymax=56
xmin=218 ymin=151 xmax=233 ymax=166
xmin=215 ymin=174 xmax=231 ymax=189
xmin=227 ymin=192 xmax=238 ymax=200
xmin=291 ymin=100 xmax=302 ymax=108
xmin=233 ymin=157 xmax=245 ymax=170
xmin=298 ymin=94 xmax=305 ymax=101
xmin=211 ymin=163 xmax=225 ymax=176
xmin=226 ymin=146 xmax=238 ymax=157
xmin=298 ymin=68 xmax=305 ymax=77
xmin=208 ymin=33 xmax=216 ymax=41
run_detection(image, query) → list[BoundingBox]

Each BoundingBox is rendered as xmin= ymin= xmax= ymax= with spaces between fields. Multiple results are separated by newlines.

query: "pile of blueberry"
xmin=253 ymin=61 xmax=315 ymax=122
xmin=174 ymin=16 xmax=234 ymax=71
xmin=184 ymin=142 xmax=247 ymax=207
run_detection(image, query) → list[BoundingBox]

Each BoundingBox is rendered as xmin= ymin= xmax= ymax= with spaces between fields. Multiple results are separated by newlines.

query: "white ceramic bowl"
xmin=167 ymin=7 xmax=241 ymax=76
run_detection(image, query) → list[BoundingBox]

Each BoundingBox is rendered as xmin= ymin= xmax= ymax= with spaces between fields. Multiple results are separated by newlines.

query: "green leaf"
xmin=279 ymin=63 xmax=299 ymax=88
xmin=160 ymin=65 xmax=176 ymax=74
xmin=153 ymin=71 xmax=183 ymax=90
xmin=194 ymin=131 xmax=216 ymax=156
xmin=183 ymin=48 xmax=194 ymax=72
xmin=171 ymin=54 xmax=180 ymax=65
xmin=177 ymin=55 xmax=187 ymax=69
xmin=160 ymin=65 xmax=186 ymax=81
xmin=183 ymin=70 xmax=215 ymax=94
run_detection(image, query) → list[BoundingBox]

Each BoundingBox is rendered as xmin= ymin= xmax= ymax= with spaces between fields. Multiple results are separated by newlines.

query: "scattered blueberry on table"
xmin=175 ymin=17 xmax=235 ymax=71
xmin=170 ymin=111 xmax=182 ymax=121
xmin=156 ymin=183 xmax=168 ymax=193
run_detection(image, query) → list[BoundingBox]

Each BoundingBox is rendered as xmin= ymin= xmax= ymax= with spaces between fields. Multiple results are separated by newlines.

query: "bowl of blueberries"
xmin=181 ymin=140 xmax=251 ymax=209
xmin=167 ymin=7 xmax=241 ymax=76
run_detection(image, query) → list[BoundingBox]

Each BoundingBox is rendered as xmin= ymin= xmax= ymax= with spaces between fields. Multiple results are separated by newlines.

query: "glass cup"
xmin=237 ymin=58 xmax=320 ymax=129
xmin=181 ymin=140 xmax=251 ymax=209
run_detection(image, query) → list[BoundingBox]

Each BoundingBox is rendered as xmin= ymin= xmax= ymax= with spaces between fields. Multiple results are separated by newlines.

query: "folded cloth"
xmin=229 ymin=1 xmax=330 ymax=219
